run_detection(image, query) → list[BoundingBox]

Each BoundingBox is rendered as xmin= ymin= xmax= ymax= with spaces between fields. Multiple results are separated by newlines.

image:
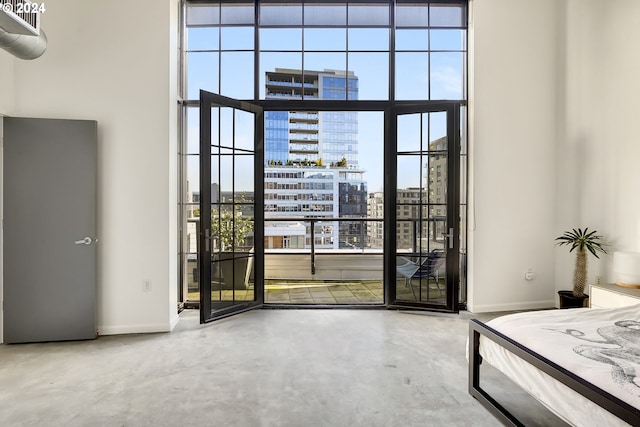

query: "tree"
xmin=336 ymin=156 xmax=348 ymax=168
xmin=212 ymin=195 xmax=253 ymax=251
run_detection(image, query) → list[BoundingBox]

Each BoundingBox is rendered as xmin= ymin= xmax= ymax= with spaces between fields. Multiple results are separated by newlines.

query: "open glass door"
xmin=387 ymin=103 xmax=460 ymax=312
xmin=199 ymin=90 xmax=264 ymax=323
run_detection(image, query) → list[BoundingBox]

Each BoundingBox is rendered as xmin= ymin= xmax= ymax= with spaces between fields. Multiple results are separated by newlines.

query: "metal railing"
xmin=264 ymin=217 xmax=382 ymax=275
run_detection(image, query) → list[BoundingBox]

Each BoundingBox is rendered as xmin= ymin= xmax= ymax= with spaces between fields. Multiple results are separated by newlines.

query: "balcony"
xmin=184 ymin=218 xmax=448 ymax=305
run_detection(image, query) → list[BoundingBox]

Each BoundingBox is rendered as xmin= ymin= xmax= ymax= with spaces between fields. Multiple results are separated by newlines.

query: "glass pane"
xmin=186 ymin=6 xmax=219 ymax=27
xmin=304 ymin=3 xmax=346 ymax=26
xmin=211 ymin=156 xmax=220 ymax=200
xmin=304 ymin=28 xmax=346 ymax=51
xmin=427 ymin=165 xmax=446 ymax=202
xmin=395 ymin=29 xmax=428 ymax=51
xmin=186 ymin=155 xmax=200 ymax=195
xmin=428 ymin=112 xmax=447 ymax=144
xmin=264 ymin=110 xmax=290 ymax=164
xmin=260 ymin=52 xmax=303 ymax=100
xmin=235 ymin=155 xmax=254 ymax=195
xmin=186 ymin=52 xmax=219 ymax=100
xmin=358 ymin=112 xmax=384 ymax=194
xmin=427 ymin=206 xmax=447 ymax=246
xmin=260 ymin=28 xmax=302 ymax=51
xmin=396 ymin=217 xmax=416 ymax=253
xmin=221 ymin=3 xmax=254 ymax=25
xmin=426 ymin=153 xmax=447 ymax=203
xmin=219 ymin=154 xmax=233 ymax=193
xmin=430 ymin=52 xmax=464 ymax=100
xmin=186 ymin=107 xmax=199 ymax=154
xmin=395 ymin=52 xmax=428 ymax=100
xmin=221 ymin=27 xmax=254 ymax=50
xmin=260 ymin=3 xmax=302 ymax=26
xmin=304 ymin=54 xmax=346 ymax=75
xmin=348 ymin=4 xmax=389 ymax=26
xmin=348 ymin=53 xmax=387 ymax=100
xmin=430 ymin=4 xmax=465 ymax=28
xmin=187 ymin=27 xmax=219 ymax=51
xmin=402 ymin=247 xmax=446 ymax=302
xmin=221 ymin=52 xmax=254 ymax=99
xmin=235 ymin=110 xmax=254 ymax=151
xmin=396 ymin=4 xmax=428 ymax=28
xmin=430 ymin=29 xmax=466 ymax=51
xmin=347 ymin=28 xmax=389 ymax=51
xmin=219 ymin=107 xmax=234 ymax=150
xmin=397 ymin=113 xmax=420 ymax=153
xmin=397 ymin=155 xmax=422 ymax=197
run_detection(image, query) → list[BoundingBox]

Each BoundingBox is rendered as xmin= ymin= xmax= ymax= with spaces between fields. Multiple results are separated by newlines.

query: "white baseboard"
xmin=468 ymin=299 xmax=556 ymax=313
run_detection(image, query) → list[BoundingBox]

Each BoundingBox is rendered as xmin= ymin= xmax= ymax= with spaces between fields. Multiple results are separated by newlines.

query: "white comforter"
xmin=482 ymin=304 xmax=640 ymax=426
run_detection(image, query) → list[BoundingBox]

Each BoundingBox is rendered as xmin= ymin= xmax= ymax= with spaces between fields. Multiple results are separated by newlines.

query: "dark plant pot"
xmin=217 ymin=252 xmax=251 ymax=290
xmin=558 ymin=290 xmax=589 ymax=309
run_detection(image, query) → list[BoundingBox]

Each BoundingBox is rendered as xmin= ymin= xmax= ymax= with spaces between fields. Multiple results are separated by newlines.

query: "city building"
xmin=264 ymin=68 xmax=366 ymax=249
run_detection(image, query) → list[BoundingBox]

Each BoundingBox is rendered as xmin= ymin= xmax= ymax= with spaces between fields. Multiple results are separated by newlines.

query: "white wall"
xmin=0 ymin=51 xmax=14 ymax=114
xmin=556 ymin=0 xmax=640 ymax=287
xmin=468 ymin=0 xmax=560 ymax=312
xmin=5 ymin=0 xmax=179 ymax=335
xmin=469 ymin=0 xmax=640 ymax=312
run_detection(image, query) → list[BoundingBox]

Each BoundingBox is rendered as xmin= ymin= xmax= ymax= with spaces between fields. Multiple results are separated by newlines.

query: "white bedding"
xmin=480 ymin=304 xmax=640 ymax=427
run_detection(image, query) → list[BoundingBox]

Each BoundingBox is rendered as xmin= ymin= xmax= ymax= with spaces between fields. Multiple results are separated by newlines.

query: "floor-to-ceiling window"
xmin=178 ymin=0 xmax=468 ymax=314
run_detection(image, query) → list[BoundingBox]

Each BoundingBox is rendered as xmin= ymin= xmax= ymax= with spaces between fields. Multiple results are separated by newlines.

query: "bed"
xmin=468 ymin=304 xmax=640 ymax=426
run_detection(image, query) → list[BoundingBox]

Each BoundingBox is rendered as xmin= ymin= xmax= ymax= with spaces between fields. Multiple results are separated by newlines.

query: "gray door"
xmin=3 ymin=117 xmax=97 ymax=343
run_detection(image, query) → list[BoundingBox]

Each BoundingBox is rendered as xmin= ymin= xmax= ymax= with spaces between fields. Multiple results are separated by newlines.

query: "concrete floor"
xmin=0 ymin=309 xmax=565 ymax=426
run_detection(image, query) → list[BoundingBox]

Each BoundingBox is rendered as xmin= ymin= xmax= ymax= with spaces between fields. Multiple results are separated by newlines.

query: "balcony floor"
xmin=265 ymin=280 xmax=383 ymax=304
xmin=189 ymin=279 xmax=445 ymax=305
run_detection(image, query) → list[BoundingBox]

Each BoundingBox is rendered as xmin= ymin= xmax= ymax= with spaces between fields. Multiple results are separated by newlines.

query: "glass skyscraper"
xmin=264 ymin=68 xmax=367 ymax=249
xmin=265 ymin=68 xmax=359 ymax=167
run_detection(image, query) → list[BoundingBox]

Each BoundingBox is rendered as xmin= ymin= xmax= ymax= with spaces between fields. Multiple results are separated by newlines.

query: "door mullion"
xmin=446 ymin=105 xmax=461 ymax=312
xmin=199 ymin=94 xmax=213 ymax=322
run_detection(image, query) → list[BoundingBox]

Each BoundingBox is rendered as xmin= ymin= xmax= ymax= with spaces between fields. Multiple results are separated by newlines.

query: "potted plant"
xmin=555 ymin=227 xmax=607 ymax=308
xmin=212 ymin=201 xmax=254 ymax=290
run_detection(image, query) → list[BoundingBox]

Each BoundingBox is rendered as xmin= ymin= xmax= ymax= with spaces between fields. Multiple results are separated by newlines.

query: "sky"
xmin=185 ymin=25 xmax=465 ymax=194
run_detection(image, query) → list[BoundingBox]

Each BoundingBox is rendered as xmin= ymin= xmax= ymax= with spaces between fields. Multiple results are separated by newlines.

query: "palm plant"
xmin=555 ymin=228 xmax=607 ymax=297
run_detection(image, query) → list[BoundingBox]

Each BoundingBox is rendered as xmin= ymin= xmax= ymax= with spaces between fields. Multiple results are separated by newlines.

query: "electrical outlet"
xmin=143 ymin=280 xmax=152 ymax=292
xmin=524 ymin=269 xmax=535 ymax=281
xmin=596 ymin=276 xmax=602 ymax=285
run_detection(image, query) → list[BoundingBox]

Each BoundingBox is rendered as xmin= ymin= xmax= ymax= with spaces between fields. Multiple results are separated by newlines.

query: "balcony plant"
xmin=211 ymin=200 xmax=254 ymax=290
xmin=555 ymin=227 xmax=607 ymax=308
xmin=211 ymin=206 xmax=252 ymax=252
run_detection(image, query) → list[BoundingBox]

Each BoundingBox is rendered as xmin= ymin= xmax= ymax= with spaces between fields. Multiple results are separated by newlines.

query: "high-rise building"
xmin=264 ymin=68 xmax=366 ymax=249
xmin=265 ymin=68 xmax=358 ymax=167
xmin=368 ymin=136 xmax=448 ymax=252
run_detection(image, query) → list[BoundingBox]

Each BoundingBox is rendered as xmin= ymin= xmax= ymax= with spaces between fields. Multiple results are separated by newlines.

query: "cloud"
xmin=431 ymin=65 xmax=463 ymax=98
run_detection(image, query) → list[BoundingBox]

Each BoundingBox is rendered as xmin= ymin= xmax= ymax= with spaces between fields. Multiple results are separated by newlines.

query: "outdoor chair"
xmin=396 ymin=249 xmax=445 ymax=300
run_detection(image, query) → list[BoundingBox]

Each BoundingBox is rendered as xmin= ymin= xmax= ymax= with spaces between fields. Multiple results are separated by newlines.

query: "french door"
xmin=199 ymin=90 xmax=264 ymax=323
xmin=386 ymin=103 xmax=461 ymax=313
xmin=198 ymin=95 xmax=461 ymax=321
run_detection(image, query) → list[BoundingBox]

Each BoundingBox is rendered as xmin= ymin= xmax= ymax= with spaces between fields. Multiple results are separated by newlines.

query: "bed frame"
xmin=468 ymin=319 xmax=640 ymax=426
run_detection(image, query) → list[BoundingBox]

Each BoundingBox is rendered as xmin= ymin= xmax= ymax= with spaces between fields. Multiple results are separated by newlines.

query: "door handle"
xmin=442 ymin=228 xmax=454 ymax=249
xmin=204 ymin=229 xmax=211 ymax=252
xmin=75 ymin=237 xmax=93 ymax=245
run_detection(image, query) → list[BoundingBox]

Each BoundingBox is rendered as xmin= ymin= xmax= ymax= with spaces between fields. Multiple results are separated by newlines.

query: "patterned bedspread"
xmin=482 ymin=304 xmax=640 ymax=426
